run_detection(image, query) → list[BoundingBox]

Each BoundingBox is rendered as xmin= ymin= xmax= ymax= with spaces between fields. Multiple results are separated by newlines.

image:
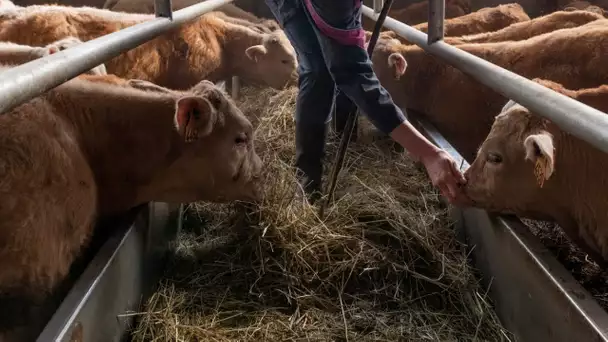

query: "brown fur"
xmin=443 ymin=10 xmax=604 ymax=45
xmin=363 ymin=0 xmax=472 ymax=31
xmin=565 ymin=4 xmax=608 ymax=17
xmin=464 ymin=78 xmax=608 ymax=266
xmin=371 ymin=23 xmax=608 ymax=161
xmin=0 ymin=5 xmax=297 ymax=90
xmin=103 ymin=0 xmax=281 ymax=32
xmin=374 ymin=3 xmax=530 ymax=45
xmin=210 ymin=11 xmax=278 ymax=34
xmin=0 ymin=71 xmax=261 ymax=341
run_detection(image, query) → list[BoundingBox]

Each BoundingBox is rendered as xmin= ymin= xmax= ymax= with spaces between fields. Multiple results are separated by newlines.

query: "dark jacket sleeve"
xmin=329 ymin=51 xmax=407 ymax=135
xmin=306 ymin=0 xmax=407 ymax=135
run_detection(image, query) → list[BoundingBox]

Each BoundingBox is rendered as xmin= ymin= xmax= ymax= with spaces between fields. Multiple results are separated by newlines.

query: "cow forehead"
xmin=268 ymin=32 xmax=296 ymax=54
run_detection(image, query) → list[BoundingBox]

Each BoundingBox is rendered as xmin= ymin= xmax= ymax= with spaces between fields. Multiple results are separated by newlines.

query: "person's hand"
xmin=420 ymin=148 xmax=468 ymax=205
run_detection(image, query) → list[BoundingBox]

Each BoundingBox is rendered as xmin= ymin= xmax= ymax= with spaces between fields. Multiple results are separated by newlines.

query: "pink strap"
xmin=302 ymin=0 xmax=366 ymax=49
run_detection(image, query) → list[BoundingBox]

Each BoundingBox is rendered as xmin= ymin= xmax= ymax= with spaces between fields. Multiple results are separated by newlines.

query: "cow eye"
xmin=281 ymin=60 xmax=290 ymax=64
xmin=235 ymin=133 xmax=247 ymax=145
xmin=487 ymin=152 xmax=503 ymax=164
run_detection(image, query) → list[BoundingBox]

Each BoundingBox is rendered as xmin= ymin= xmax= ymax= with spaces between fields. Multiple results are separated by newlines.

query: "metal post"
xmin=154 ymin=0 xmax=173 ymax=19
xmin=373 ymin=0 xmax=384 ymax=13
xmin=0 ymin=0 xmax=233 ymax=115
xmin=231 ymin=76 xmax=240 ymax=100
xmin=428 ymin=0 xmax=445 ymax=44
xmin=361 ymin=5 xmax=608 ymax=155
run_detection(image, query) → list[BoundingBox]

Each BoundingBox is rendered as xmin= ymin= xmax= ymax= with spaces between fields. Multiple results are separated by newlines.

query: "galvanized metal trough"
xmin=35 ymin=114 xmax=608 ymax=342
xmin=36 ymin=202 xmax=183 ymax=342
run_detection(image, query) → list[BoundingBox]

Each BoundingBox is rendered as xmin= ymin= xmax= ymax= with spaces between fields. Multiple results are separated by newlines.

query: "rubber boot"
xmin=331 ymin=89 xmax=358 ymax=142
xmin=294 ymin=121 xmax=326 ymax=204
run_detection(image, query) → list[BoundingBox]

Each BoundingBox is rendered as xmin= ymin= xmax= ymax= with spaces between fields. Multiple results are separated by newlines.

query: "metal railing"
xmin=362 ymin=4 xmax=608 ymax=155
xmin=0 ymin=0 xmax=233 ymax=114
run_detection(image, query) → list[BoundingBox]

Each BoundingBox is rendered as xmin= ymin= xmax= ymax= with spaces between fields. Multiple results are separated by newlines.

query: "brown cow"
xmin=442 ymin=10 xmax=604 ymax=45
xmin=0 ymin=37 xmax=107 ymax=74
xmin=210 ymin=10 xmax=280 ymax=34
xmin=0 ymin=5 xmax=297 ymax=90
xmin=103 ymin=0 xmax=281 ymax=32
xmin=463 ymin=78 xmax=608 ymax=265
xmin=374 ymin=3 xmax=530 ymax=45
xmin=370 ymin=23 xmax=608 ymax=161
xmin=363 ymin=0 xmax=472 ymax=31
xmin=0 ymin=72 xmax=262 ymax=341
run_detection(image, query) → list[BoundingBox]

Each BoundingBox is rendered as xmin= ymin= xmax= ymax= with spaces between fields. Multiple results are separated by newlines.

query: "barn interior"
xmin=2 ymin=0 xmax=608 ymax=341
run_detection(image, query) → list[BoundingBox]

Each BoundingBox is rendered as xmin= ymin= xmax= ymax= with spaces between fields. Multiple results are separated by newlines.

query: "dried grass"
xmin=130 ymin=85 xmax=512 ymax=341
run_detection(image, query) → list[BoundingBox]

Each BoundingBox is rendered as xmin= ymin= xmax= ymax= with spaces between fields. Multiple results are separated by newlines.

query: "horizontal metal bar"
xmin=154 ymin=0 xmax=173 ymax=19
xmin=362 ymin=5 xmax=608 ymax=155
xmin=427 ymin=0 xmax=445 ymax=44
xmin=0 ymin=0 xmax=233 ymax=114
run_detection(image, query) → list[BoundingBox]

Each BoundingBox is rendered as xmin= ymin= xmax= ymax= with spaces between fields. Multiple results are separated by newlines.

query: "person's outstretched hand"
xmin=420 ymin=149 xmax=467 ymax=205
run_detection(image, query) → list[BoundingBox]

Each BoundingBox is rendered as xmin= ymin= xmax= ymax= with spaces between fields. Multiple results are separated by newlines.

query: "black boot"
xmin=330 ymin=90 xmax=358 ymax=142
xmin=294 ymin=122 xmax=326 ymax=205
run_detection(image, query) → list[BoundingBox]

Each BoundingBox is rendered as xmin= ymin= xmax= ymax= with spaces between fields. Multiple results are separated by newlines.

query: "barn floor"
xmin=128 ymin=86 xmax=512 ymax=341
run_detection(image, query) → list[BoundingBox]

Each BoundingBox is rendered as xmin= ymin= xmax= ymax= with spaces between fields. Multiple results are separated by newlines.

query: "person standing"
xmin=264 ymin=0 xmax=467 ymax=205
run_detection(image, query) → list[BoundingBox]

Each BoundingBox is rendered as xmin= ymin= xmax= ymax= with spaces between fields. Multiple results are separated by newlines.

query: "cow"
xmin=373 ymin=3 xmax=530 ymax=45
xmin=210 ymin=11 xmax=281 ymax=34
xmin=0 ymin=72 xmax=262 ymax=341
xmin=463 ymin=78 xmax=608 ymax=266
xmin=441 ymin=10 xmax=604 ymax=45
xmin=0 ymin=5 xmax=298 ymax=90
xmin=363 ymin=0 xmax=472 ymax=31
xmin=0 ymin=37 xmax=107 ymax=74
xmin=103 ymin=0 xmax=281 ymax=32
xmin=370 ymin=23 xmax=608 ymax=162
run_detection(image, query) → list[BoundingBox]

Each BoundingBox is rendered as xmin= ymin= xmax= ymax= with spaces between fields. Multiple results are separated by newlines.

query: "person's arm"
xmin=304 ymin=0 xmax=467 ymax=203
xmin=325 ymin=46 xmax=438 ymax=162
xmin=324 ymin=41 xmax=467 ymax=201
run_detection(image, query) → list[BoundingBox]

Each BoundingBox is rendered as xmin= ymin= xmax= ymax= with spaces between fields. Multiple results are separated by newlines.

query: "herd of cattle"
xmin=0 ymin=0 xmax=607 ymax=340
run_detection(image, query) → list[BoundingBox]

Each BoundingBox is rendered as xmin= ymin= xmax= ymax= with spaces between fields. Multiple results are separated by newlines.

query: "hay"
xmin=130 ymin=85 xmax=512 ymax=341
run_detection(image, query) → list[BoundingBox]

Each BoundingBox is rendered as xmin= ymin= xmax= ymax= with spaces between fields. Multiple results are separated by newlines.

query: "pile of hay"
xmin=131 ymin=86 xmax=512 ymax=341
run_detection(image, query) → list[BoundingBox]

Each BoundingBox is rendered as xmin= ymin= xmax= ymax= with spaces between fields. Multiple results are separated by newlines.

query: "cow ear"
xmin=245 ymin=45 xmax=267 ymax=63
xmin=523 ymin=132 xmax=555 ymax=188
xmin=215 ymin=80 xmax=227 ymax=92
xmin=127 ymin=79 xmax=173 ymax=93
xmin=174 ymin=96 xmax=216 ymax=142
xmin=88 ymin=63 xmax=108 ymax=76
xmin=388 ymin=52 xmax=407 ymax=80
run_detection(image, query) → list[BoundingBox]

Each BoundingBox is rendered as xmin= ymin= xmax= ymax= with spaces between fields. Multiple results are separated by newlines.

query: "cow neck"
xmin=47 ymin=81 xmax=184 ymax=216
xmin=550 ymin=113 xmax=608 ymax=242
xmin=396 ymin=46 xmax=437 ymax=111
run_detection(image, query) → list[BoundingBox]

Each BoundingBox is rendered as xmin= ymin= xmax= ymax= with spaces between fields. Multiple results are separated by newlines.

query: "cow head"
xmin=165 ymin=80 xmax=263 ymax=203
xmin=258 ymin=19 xmax=282 ymax=32
xmin=463 ymin=99 xmax=555 ymax=214
xmin=45 ymin=37 xmax=107 ymax=76
xmin=371 ymin=36 xmax=407 ymax=90
xmin=243 ymin=30 xmax=298 ymax=89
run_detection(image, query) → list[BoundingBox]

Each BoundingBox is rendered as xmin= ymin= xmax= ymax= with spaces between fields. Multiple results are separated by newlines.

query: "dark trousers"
xmin=265 ymin=0 xmax=405 ymax=195
xmin=265 ymin=0 xmax=363 ymax=194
